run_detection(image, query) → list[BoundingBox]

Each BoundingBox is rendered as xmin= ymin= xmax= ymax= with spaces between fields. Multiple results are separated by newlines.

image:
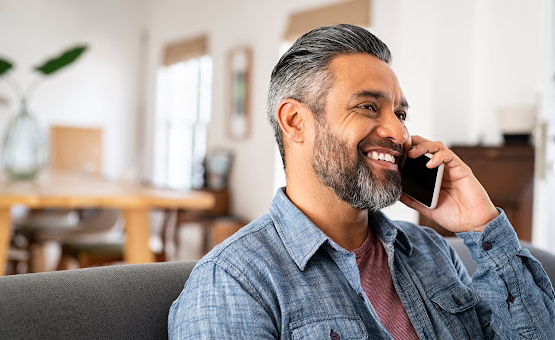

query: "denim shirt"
xmin=168 ymin=188 xmax=555 ymax=339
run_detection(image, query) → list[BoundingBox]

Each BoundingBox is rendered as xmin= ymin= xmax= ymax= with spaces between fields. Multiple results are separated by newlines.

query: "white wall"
xmin=0 ymin=0 xmax=143 ymax=178
xmin=376 ymin=0 xmax=546 ymax=146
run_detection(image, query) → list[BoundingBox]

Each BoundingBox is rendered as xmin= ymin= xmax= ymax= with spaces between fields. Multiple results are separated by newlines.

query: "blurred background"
xmin=0 ymin=0 xmax=554 ymax=269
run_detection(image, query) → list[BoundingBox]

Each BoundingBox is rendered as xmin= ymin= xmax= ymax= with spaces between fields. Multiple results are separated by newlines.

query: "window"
xmin=153 ymin=40 xmax=212 ymax=190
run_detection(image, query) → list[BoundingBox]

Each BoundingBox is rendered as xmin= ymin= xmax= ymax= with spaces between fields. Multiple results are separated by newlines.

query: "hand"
xmin=399 ymin=135 xmax=499 ymax=233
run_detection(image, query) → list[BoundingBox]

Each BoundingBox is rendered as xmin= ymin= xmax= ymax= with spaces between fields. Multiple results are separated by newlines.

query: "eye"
xmin=395 ymin=111 xmax=407 ymax=122
xmin=354 ymin=103 xmax=378 ymax=116
xmin=358 ymin=104 xmax=377 ymax=111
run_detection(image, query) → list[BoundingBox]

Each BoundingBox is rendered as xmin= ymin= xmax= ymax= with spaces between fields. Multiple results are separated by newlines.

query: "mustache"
xmin=358 ymin=139 xmax=405 ymax=155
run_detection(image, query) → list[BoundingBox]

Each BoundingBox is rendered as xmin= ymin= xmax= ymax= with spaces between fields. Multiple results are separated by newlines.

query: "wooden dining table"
xmin=0 ymin=171 xmax=215 ymax=276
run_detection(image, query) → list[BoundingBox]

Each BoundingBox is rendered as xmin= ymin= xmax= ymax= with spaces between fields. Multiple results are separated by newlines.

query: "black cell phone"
xmin=401 ymin=153 xmax=444 ymax=209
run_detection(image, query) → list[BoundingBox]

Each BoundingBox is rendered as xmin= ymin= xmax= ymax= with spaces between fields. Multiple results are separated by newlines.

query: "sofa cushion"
xmin=0 ymin=261 xmax=196 ymax=340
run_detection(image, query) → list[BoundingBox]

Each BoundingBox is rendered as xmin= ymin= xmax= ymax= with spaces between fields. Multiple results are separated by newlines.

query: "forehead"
xmin=327 ymin=53 xmax=405 ymax=105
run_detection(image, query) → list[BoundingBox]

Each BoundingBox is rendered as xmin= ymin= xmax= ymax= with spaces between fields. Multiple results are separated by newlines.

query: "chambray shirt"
xmin=168 ymin=188 xmax=555 ymax=339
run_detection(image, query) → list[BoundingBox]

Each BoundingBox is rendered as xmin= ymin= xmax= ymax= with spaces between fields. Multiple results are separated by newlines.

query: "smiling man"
xmin=168 ymin=24 xmax=555 ymax=339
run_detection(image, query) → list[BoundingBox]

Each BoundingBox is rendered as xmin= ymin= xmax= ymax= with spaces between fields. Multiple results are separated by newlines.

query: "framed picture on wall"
xmin=227 ymin=46 xmax=252 ymax=140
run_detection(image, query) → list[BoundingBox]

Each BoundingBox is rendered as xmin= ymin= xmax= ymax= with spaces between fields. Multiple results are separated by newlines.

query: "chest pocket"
xmin=428 ymin=282 xmax=483 ymax=338
xmin=429 ymin=282 xmax=479 ymax=313
xmin=290 ymin=316 xmax=368 ymax=340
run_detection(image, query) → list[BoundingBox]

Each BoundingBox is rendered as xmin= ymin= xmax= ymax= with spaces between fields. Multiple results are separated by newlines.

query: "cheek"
xmin=348 ymin=118 xmax=378 ymax=143
xmin=403 ymin=128 xmax=412 ymax=152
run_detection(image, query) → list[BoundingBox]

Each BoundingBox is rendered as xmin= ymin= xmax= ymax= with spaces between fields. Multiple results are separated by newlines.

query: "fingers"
xmin=408 ymin=135 xmax=429 ymax=146
xmin=408 ymin=135 xmax=444 ymax=156
xmin=399 ymin=193 xmax=418 ymax=210
xmin=426 ymin=150 xmax=454 ymax=169
xmin=407 ymin=135 xmax=455 ymax=169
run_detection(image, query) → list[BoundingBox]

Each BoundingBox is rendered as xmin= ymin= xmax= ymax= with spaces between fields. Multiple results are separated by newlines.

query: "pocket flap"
xmin=429 ymin=283 xmax=479 ymax=313
xmin=290 ymin=316 xmax=368 ymax=340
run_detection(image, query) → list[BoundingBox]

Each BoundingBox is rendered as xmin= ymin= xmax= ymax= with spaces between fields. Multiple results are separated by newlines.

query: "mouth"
xmin=362 ymin=149 xmax=400 ymax=170
xmin=366 ymin=151 xmax=397 ymax=165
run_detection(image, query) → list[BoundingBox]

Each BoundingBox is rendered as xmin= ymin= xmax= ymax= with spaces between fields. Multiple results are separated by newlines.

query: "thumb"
xmin=399 ymin=194 xmax=429 ymax=216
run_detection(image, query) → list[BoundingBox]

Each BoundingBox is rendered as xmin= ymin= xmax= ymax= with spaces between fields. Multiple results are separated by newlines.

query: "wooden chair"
xmin=5 ymin=234 xmax=30 ymax=275
xmin=10 ymin=125 xmax=120 ymax=273
xmin=57 ymin=208 xmax=176 ymax=270
xmin=48 ymin=125 xmax=102 ymax=175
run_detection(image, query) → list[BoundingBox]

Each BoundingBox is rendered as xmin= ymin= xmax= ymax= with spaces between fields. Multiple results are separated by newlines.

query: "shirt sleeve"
xmin=168 ymin=260 xmax=278 ymax=339
xmin=456 ymin=209 xmax=555 ymax=339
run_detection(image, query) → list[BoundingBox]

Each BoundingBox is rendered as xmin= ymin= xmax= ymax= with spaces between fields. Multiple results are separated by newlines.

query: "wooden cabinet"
xmin=419 ymin=144 xmax=534 ymax=241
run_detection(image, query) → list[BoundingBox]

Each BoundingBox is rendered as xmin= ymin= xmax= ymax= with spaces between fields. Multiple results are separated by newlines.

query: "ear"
xmin=276 ymin=98 xmax=310 ymax=144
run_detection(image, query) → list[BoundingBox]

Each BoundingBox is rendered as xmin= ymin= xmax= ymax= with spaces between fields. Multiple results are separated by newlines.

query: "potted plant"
xmin=0 ymin=45 xmax=87 ymax=180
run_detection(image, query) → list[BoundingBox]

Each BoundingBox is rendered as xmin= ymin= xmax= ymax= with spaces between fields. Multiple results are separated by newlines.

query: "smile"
xmin=366 ymin=151 xmax=396 ymax=164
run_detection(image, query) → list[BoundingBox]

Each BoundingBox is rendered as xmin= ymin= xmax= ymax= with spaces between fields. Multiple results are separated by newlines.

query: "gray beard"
xmin=312 ymin=123 xmax=402 ymax=211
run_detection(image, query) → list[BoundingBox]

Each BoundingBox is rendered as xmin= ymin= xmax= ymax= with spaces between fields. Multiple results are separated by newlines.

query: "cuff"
xmin=456 ymin=209 xmax=521 ymax=269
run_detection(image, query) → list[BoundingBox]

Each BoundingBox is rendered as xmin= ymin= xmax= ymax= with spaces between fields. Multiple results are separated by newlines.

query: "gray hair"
xmin=267 ymin=24 xmax=392 ymax=168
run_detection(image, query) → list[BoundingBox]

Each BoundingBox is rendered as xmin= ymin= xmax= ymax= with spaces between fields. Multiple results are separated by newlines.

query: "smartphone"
xmin=401 ymin=153 xmax=444 ymax=209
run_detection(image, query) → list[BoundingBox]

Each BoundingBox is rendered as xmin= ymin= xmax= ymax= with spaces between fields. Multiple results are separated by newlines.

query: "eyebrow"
xmin=350 ymin=90 xmax=410 ymax=110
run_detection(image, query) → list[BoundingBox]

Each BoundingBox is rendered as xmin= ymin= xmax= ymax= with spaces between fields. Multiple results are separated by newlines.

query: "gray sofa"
xmin=0 ymin=239 xmax=553 ymax=339
xmin=0 ymin=261 xmax=196 ymax=339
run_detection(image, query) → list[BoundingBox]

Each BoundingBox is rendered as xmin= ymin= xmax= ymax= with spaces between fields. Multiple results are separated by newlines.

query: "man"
xmin=169 ymin=24 xmax=555 ymax=339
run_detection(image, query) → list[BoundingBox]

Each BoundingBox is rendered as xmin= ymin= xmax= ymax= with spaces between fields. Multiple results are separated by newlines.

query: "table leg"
xmin=29 ymin=244 xmax=48 ymax=273
xmin=122 ymin=208 xmax=155 ymax=264
xmin=0 ymin=207 xmax=12 ymax=276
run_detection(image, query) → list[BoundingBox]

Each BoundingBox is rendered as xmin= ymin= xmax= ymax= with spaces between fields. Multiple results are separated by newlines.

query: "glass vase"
xmin=1 ymin=99 xmax=47 ymax=180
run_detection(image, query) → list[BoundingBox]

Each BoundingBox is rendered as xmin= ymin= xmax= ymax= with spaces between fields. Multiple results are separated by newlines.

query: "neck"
xmin=285 ymin=176 xmax=369 ymax=251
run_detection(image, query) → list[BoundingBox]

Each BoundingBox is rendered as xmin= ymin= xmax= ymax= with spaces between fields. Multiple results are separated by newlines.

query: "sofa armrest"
xmin=0 ymin=261 xmax=196 ymax=339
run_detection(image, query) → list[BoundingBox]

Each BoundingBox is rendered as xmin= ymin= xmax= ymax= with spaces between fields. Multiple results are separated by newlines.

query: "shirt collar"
xmin=370 ymin=209 xmax=413 ymax=255
xmin=269 ymin=188 xmax=329 ymax=271
xmin=269 ymin=187 xmax=413 ymax=271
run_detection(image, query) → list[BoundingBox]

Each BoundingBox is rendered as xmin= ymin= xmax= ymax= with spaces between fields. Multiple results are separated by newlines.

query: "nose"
xmin=376 ymin=112 xmax=409 ymax=145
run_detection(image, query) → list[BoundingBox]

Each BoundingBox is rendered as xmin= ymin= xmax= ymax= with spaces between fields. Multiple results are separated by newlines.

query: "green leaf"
xmin=0 ymin=58 xmax=14 ymax=77
xmin=34 ymin=45 xmax=88 ymax=76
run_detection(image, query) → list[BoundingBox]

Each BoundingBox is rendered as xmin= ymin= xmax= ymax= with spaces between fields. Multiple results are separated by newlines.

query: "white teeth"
xmin=367 ymin=151 xmax=396 ymax=164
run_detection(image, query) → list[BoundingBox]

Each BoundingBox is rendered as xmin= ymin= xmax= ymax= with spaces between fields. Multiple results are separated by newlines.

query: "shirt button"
xmin=507 ymin=294 xmax=515 ymax=303
xmin=482 ymin=241 xmax=493 ymax=251
xmin=358 ymin=292 xmax=364 ymax=301
xmin=330 ymin=329 xmax=340 ymax=340
xmin=452 ymin=296 xmax=463 ymax=306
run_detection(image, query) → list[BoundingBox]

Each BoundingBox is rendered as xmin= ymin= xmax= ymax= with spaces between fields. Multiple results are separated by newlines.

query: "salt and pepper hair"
xmin=267 ymin=24 xmax=392 ymax=167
